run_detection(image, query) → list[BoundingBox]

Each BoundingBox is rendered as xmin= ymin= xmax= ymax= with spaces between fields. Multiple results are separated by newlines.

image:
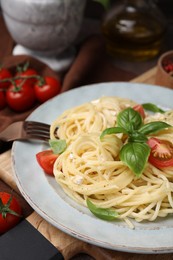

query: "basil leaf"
xmin=142 ymin=103 xmax=165 ymax=113
xmin=120 ymin=142 xmax=150 ymax=177
xmin=87 ymin=199 xmax=118 ymax=221
xmin=117 ymin=108 xmax=143 ymax=132
xmin=49 ymin=139 xmax=67 ymax=154
xmin=139 ymin=121 xmax=171 ymax=135
xmin=129 ymin=131 xmax=148 ymax=143
xmin=100 ymin=127 xmax=128 ymax=139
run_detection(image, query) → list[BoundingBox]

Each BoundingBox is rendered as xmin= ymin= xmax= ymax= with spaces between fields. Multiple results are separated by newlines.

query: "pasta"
xmin=50 ymin=96 xmax=173 ymax=228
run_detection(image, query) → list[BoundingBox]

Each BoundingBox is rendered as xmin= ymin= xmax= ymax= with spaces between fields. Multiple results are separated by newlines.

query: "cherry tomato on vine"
xmin=147 ymin=137 xmax=173 ymax=168
xmin=36 ymin=150 xmax=59 ymax=175
xmin=34 ymin=76 xmax=61 ymax=103
xmin=16 ymin=68 xmax=38 ymax=87
xmin=6 ymin=81 xmax=36 ymax=112
xmin=0 ymin=67 xmax=12 ymax=89
xmin=15 ymin=62 xmax=38 ymax=87
xmin=0 ymin=192 xmax=22 ymax=234
xmin=0 ymin=91 xmax=7 ymax=109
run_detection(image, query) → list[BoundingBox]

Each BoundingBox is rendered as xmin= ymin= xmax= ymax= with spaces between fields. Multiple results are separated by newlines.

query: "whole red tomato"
xmin=15 ymin=62 xmax=38 ymax=87
xmin=0 ymin=91 xmax=7 ymax=109
xmin=6 ymin=81 xmax=36 ymax=112
xmin=16 ymin=68 xmax=38 ymax=87
xmin=0 ymin=67 xmax=12 ymax=89
xmin=34 ymin=76 xmax=61 ymax=103
xmin=0 ymin=192 xmax=22 ymax=234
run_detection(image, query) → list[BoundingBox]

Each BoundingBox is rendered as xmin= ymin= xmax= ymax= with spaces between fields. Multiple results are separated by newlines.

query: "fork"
xmin=0 ymin=121 xmax=50 ymax=142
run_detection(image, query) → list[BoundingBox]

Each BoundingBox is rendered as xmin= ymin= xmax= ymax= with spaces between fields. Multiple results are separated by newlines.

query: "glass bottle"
xmin=101 ymin=0 xmax=167 ymax=61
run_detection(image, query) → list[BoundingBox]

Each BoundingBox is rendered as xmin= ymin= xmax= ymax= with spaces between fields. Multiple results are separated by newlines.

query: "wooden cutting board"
xmin=0 ymin=67 xmax=173 ymax=260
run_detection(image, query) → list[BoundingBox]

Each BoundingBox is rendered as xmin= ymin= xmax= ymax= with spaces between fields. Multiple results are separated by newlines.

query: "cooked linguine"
xmin=50 ymin=96 xmax=173 ymax=228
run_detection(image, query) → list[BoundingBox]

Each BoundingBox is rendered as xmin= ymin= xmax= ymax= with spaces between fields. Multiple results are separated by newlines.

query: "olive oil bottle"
xmin=102 ymin=0 xmax=166 ymax=61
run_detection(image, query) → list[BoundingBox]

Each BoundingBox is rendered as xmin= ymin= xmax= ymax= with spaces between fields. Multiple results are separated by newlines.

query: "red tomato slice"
xmin=133 ymin=104 xmax=146 ymax=119
xmin=36 ymin=150 xmax=58 ymax=175
xmin=0 ymin=192 xmax=22 ymax=234
xmin=147 ymin=137 xmax=173 ymax=168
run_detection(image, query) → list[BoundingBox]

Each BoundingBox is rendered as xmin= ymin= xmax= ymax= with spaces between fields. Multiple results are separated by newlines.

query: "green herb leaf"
xmin=120 ymin=142 xmax=150 ymax=176
xmin=129 ymin=131 xmax=148 ymax=143
xmin=100 ymin=126 xmax=128 ymax=139
xmin=100 ymin=107 xmax=171 ymax=177
xmin=139 ymin=121 xmax=171 ymax=135
xmin=87 ymin=199 xmax=118 ymax=220
xmin=142 ymin=103 xmax=165 ymax=113
xmin=117 ymin=108 xmax=143 ymax=133
xmin=49 ymin=139 xmax=67 ymax=154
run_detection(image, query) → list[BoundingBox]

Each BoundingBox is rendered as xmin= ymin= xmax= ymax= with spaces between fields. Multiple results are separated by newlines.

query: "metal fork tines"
xmin=0 ymin=121 xmax=50 ymax=142
xmin=24 ymin=121 xmax=50 ymax=141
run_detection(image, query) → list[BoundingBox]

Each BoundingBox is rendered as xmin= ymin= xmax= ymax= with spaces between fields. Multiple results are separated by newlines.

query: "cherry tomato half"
xmin=36 ymin=150 xmax=59 ymax=175
xmin=0 ymin=68 xmax=12 ymax=89
xmin=0 ymin=91 xmax=7 ymax=110
xmin=6 ymin=81 xmax=36 ymax=112
xmin=34 ymin=76 xmax=61 ymax=103
xmin=133 ymin=104 xmax=146 ymax=119
xmin=147 ymin=137 xmax=173 ymax=168
xmin=0 ymin=192 xmax=22 ymax=234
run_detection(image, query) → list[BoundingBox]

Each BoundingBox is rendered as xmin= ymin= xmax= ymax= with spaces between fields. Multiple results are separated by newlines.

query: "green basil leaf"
xmin=49 ymin=139 xmax=67 ymax=154
xmin=120 ymin=142 xmax=150 ymax=177
xmin=87 ymin=199 xmax=118 ymax=220
xmin=139 ymin=121 xmax=171 ymax=135
xmin=117 ymin=108 xmax=143 ymax=132
xmin=129 ymin=131 xmax=148 ymax=143
xmin=142 ymin=103 xmax=165 ymax=113
xmin=100 ymin=127 xmax=128 ymax=140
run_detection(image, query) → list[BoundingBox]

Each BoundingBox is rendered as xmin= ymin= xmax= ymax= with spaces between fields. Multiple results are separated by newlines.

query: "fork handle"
xmin=0 ymin=140 xmax=13 ymax=154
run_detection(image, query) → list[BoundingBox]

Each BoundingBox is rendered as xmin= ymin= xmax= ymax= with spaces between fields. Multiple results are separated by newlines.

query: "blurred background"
xmin=0 ymin=0 xmax=173 ymax=77
xmin=83 ymin=0 xmax=173 ymax=74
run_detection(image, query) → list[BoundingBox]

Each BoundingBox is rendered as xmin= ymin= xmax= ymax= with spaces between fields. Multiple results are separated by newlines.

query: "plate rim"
xmin=12 ymin=82 xmax=173 ymax=254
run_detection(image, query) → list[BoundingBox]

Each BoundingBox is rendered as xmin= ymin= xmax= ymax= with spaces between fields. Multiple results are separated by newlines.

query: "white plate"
xmin=12 ymin=82 xmax=173 ymax=254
